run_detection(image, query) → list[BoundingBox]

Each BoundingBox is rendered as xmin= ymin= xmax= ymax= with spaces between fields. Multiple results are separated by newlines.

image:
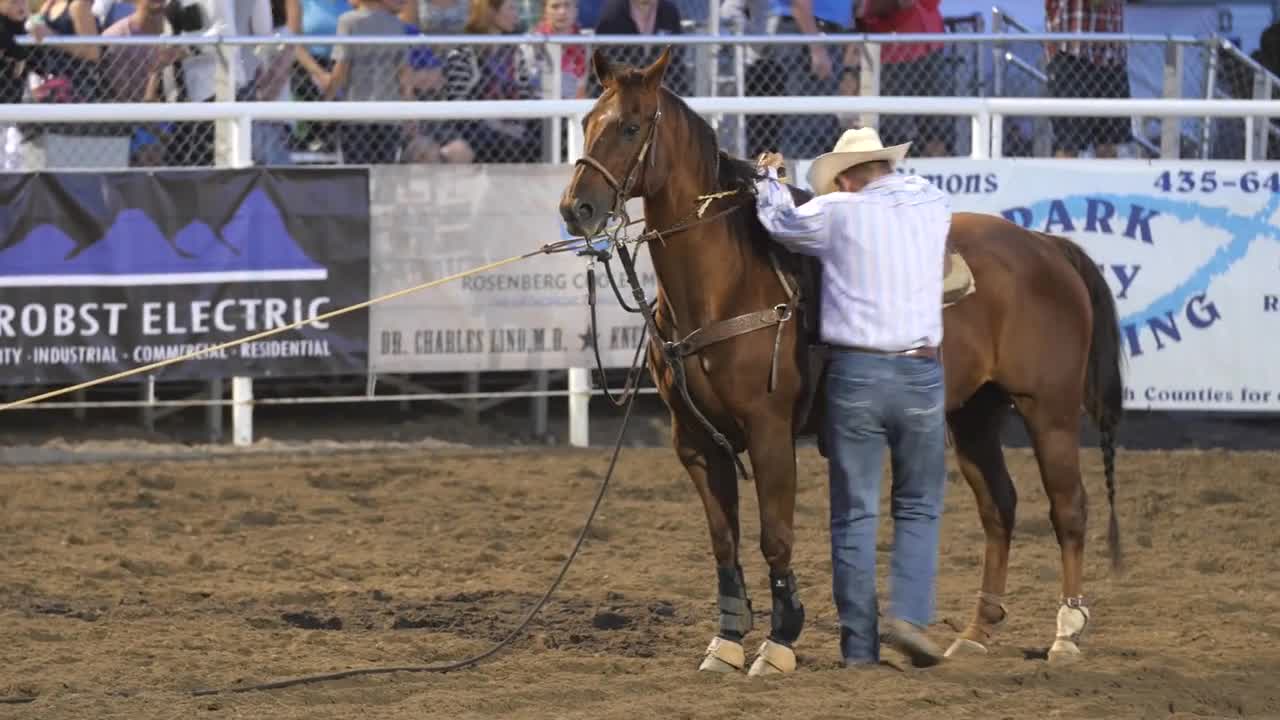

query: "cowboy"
xmin=754 ymin=127 xmax=950 ymax=669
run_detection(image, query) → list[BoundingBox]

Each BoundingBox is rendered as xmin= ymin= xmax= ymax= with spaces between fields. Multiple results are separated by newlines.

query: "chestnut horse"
xmin=559 ymin=48 xmax=1124 ymax=675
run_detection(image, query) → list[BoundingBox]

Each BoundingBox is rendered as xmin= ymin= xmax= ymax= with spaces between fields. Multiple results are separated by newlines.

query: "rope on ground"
xmin=189 ymin=351 xmax=646 ymax=696
xmin=0 ymin=240 xmax=583 ymax=413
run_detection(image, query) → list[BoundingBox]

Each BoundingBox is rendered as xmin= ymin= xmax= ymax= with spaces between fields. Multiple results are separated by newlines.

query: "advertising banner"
xmin=793 ymin=157 xmax=1280 ymax=411
xmin=0 ymin=168 xmax=371 ymax=385
xmin=369 ymin=165 xmax=654 ymax=373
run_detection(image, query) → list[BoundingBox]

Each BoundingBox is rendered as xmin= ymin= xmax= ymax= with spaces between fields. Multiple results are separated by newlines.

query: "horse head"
xmin=559 ymin=47 xmax=674 ymax=239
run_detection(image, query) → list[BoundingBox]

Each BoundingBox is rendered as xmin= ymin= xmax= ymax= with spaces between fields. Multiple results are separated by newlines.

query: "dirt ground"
xmin=3 ymin=438 xmax=1280 ymax=720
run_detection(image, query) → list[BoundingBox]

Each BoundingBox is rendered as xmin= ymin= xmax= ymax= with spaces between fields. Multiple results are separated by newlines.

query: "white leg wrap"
xmin=1047 ymin=601 xmax=1090 ymax=663
xmin=747 ymin=639 xmax=796 ymax=677
xmin=698 ymin=636 xmax=745 ymax=673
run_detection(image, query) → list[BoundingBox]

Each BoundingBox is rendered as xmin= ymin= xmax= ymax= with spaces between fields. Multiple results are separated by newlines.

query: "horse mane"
xmin=655 ymin=86 xmax=816 ymax=265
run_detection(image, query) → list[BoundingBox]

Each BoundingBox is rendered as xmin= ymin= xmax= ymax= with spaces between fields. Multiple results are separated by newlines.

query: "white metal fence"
xmin=2 ymin=28 xmax=1278 ymax=446
xmin=3 ymin=92 xmax=1277 ymax=446
xmin=9 ymin=31 xmax=1278 ymax=169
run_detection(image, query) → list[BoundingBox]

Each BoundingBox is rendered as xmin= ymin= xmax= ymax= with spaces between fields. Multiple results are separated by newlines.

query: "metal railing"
xmin=7 ymin=31 xmax=1275 ymax=169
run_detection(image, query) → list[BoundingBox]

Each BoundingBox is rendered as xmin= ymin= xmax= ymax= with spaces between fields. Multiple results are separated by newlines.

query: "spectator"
xmin=1252 ymin=22 xmax=1280 ymax=159
xmin=1 ymin=0 xmax=47 ymax=103
xmin=247 ymin=0 xmax=299 ymax=164
xmin=399 ymin=0 xmax=465 ymax=34
xmin=166 ymin=0 xmax=285 ymax=165
xmin=1044 ymin=0 xmax=1130 ymax=158
xmin=100 ymin=0 xmax=185 ymax=165
xmin=535 ymin=0 xmax=587 ymax=99
xmin=25 ymin=0 xmax=124 ymax=167
xmin=437 ymin=0 xmax=542 ymax=164
xmin=856 ymin=0 xmax=954 ymax=157
xmin=721 ymin=0 xmax=779 ymax=156
xmin=1 ymin=0 xmax=48 ymax=169
xmin=285 ymin=0 xmax=349 ymax=152
xmin=397 ymin=0 xmax=452 ymax=163
xmin=764 ymin=0 xmax=851 ymax=159
xmin=28 ymin=0 xmax=104 ymax=104
xmin=323 ymin=0 xmax=411 ymax=164
xmin=91 ymin=0 xmax=134 ymax=28
xmin=591 ymin=0 xmax=686 ymax=96
xmin=100 ymin=0 xmax=183 ymax=103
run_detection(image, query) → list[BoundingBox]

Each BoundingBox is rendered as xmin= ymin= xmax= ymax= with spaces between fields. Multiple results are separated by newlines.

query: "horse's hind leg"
xmin=673 ymin=415 xmax=753 ymax=673
xmin=743 ymin=415 xmax=804 ymax=677
xmin=1015 ymin=392 xmax=1092 ymax=664
xmin=944 ymin=385 xmax=1016 ymax=659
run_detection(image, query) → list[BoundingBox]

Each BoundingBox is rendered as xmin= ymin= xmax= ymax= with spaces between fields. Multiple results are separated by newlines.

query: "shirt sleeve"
xmin=332 ymin=13 xmax=351 ymax=62
xmin=752 ymin=170 xmax=835 ymax=255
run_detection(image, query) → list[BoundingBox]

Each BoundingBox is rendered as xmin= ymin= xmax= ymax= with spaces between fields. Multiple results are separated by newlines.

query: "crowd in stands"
xmin=0 ymin=0 xmax=1272 ymax=168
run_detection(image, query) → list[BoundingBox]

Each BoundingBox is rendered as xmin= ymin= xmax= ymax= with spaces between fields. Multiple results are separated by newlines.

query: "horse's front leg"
xmin=744 ymin=412 xmax=805 ymax=676
xmin=672 ymin=414 xmax=753 ymax=673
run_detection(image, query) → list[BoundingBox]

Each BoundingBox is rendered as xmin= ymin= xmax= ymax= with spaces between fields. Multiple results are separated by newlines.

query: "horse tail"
xmin=1046 ymin=232 xmax=1125 ymax=573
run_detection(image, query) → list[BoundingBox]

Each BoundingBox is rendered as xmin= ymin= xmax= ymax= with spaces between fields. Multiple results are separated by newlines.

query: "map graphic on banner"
xmin=0 ymin=168 xmax=371 ymax=385
xmin=369 ymin=164 xmax=655 ymax=374
xmin=794 ymin=158 xmax=1280 ymax=411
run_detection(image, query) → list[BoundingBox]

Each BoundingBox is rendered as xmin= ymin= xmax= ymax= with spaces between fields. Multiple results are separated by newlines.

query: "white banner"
xmin=369 ymin=165 xmax=654 ymax=373
xmin=794 ymin=158 xmax=1280 ymax=411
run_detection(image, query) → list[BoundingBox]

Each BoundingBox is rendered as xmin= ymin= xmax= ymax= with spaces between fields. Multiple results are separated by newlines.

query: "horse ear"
xmin=641 ymin=46 xmax=672 ymax=91
xmin=592 ymin=49 xmax=616 ymax=88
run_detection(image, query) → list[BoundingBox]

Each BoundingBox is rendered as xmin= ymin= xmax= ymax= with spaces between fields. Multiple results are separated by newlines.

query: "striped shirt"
xmin=753 ymin=171 xmax=951 ymax=353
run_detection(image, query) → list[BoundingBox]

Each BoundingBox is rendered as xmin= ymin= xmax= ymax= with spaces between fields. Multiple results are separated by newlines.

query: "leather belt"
xmin=831 ymin=344 xmax=939 ymax=361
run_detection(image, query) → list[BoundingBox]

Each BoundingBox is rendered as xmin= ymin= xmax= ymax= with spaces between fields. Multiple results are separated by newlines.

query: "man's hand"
xmin=757 ymin=151 xmax=786 ymax=178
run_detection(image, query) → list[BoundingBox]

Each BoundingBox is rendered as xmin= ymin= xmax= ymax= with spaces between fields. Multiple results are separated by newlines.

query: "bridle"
xmin=568 ymin=98 xmax=770 ymax=481
xmin=573 ymin=105 xmax=663 ymax=224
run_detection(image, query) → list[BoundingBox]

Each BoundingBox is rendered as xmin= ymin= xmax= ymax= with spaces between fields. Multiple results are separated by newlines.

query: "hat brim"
xmin=805 ymin=142 xmax=912 ymax=196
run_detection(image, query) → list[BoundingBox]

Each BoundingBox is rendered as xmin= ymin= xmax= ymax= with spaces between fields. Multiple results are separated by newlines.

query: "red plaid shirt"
xmin=1044 ymin=0 xmax=1126 ymax=66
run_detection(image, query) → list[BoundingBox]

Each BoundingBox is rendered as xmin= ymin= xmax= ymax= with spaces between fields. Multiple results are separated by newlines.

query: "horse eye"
xmin=623 ymin=124 xmax=641 ymax=138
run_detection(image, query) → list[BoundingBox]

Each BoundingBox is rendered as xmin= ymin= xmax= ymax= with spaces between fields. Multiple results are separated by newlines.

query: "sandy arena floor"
xmin=2 ymin=443 xmax=1279 ymax=719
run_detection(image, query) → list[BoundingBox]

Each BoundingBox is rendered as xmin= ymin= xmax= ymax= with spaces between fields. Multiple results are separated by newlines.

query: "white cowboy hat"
xmin=805 ymin=127 xmax=911 ymax=196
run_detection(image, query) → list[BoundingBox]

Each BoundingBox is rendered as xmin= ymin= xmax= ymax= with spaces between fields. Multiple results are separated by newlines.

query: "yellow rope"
xmin=0 ymin=250 xmax=543 ymax=412
xmin=694 ymin=190 xmax=740 ymax=219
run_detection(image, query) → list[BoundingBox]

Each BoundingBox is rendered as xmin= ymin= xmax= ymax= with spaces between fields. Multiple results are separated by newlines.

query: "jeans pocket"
xmin=900 ymin=358 xmax=943 ymax=389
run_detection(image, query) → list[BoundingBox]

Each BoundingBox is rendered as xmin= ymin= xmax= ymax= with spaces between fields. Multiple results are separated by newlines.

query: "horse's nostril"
xmin=575 ymin=202 xmax=595 ymax=222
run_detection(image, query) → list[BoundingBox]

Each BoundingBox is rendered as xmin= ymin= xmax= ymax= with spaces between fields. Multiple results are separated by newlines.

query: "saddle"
xmin=790 ymin=246 xmax=976 ymax=457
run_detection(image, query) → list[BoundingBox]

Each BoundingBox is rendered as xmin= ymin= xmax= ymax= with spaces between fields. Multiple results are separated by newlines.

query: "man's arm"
xmin=753 ymin=168 xmax=835 ymax=255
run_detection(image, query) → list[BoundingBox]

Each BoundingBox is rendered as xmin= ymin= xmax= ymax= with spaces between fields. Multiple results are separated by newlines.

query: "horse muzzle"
xmin=559 ymin=196 xmax=606 ymax=239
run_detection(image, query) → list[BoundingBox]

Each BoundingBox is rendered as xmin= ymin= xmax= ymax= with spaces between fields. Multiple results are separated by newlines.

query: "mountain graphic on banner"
xmin=0 ymin=188 xmax=327 ymax=287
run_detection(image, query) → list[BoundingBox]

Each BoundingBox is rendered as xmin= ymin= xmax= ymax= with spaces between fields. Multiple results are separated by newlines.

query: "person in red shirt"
xmin=857 ymin=0 xmax=954 ymax=157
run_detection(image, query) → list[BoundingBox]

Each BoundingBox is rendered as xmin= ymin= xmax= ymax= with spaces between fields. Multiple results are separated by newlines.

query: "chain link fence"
xmin=4 ymin=30 xmax=1275 ymax=172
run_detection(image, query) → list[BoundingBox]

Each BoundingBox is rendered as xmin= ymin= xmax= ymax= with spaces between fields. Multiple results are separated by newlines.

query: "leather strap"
xmin=667 ymin=303 xmax=793 ymax=358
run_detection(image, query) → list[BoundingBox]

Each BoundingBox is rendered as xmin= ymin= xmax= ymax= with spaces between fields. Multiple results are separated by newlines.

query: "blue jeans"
xmin=824 ymin=349 xmax=947 ymax=664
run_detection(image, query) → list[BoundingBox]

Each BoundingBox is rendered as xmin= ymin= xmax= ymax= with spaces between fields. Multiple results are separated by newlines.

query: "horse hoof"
xmin=944 ymin=637 xmax=989 ymax=658
xmin=698 ymin=637 xmax=745 ymax=673
xmin=747 ymin=639 xmax=796 ymax=677
xmin=1047 ymin=639 xmax=1082 ymax=664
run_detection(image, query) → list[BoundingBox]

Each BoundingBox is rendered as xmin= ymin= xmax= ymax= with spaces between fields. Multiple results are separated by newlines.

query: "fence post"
xmin=1199 ymin=38 xmax=1219 ymax=159
xmin=568 ymin=367 xmax=590 ymax=447
xmin=858 ymin=42 xmax=881 ymax=132
xmin=215 ymin=47 xmax=255 ymax=446
xmin=972 ymin=109 xmax=991 ymax=159
xmin=1161 ymin=42 xmax=1184 ymax=159
xmin=566 ymin=113 xmax=590 ymax=448
xmin=1249 ymin=69 xmax=1270 ymax=160
xmin=232 ymin=376 xmax=253 ymax=447
xmin=988 ymin=112 xmax=1003 ymax=159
